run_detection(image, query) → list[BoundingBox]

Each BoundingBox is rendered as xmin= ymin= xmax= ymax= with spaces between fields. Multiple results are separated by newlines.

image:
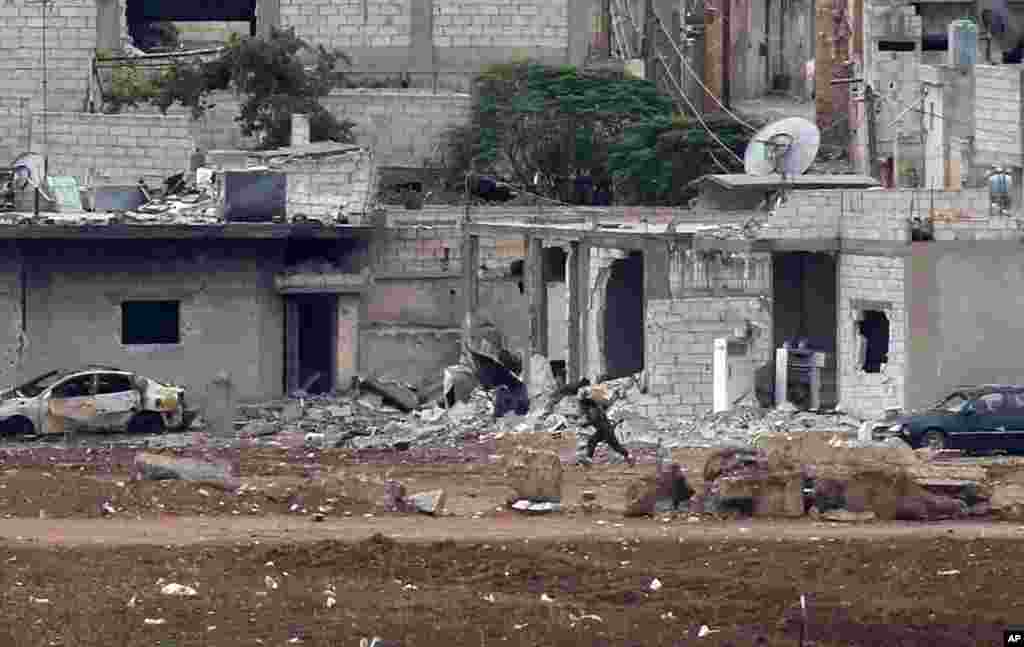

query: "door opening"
xmin=286 ymin=295 xmax=337 ymax=395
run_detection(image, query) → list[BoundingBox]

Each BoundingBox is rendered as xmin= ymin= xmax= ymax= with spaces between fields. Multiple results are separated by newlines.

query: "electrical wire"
xmin=650 ymin=11 xmax=759 ymax=133
xmin=652 ymin=51 xmax=744 ymax=169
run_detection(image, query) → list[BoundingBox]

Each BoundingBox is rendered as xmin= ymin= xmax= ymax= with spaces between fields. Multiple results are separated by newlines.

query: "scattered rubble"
xmin=134 ymin=452 xmax=238 ymax=491
xmin=504 ymin=446 xmax=563 ymax=505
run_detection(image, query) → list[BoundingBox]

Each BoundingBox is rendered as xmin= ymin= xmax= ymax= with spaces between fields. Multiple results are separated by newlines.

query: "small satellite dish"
xmin=11 ymin=152 xmax=46 ymax=190
xmin=743 ymin=118 xmax=821 ymax=178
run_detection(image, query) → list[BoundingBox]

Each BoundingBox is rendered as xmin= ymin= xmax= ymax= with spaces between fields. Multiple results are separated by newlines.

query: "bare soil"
xmin=0 ymin=440 xmax=1022 ymax=646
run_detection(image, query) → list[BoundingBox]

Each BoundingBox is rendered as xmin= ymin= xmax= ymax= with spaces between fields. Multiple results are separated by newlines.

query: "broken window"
xmin=121 ymin=301 xmax=181 ymax=345
xmin=509 ymin=259 xmax=525 ymax=294
xmin=96 ymin=373 xmax=135 ymax=395
xmin=857 ymin=310 xmax=890 ymax=373
xmin=878 ymin=40 xmax=915 ymax=52
xmin=52 ymin=375 xmax=96 ymax=399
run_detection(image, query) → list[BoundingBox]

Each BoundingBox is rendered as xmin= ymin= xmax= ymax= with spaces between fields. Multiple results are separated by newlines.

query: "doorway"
xmin=772 ymin=252 xmax=838 ymax=407
xmin=286 ymin=295 xmax=337 ymax=395
xmin=603 ymin=251 xmax=645 ymax=379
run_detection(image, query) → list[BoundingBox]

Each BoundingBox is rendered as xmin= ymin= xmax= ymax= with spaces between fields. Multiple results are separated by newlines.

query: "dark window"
xmin=543 ymin=247 xmax=567 ymax=283
xmin=858 ymin=310 xmax=889 ymax=373
xmin=122 ymin=301 xmax=181 ymax=345
xmin=977 ymin=392 xmax=1008 ymax=414
xmin=96 ymin=373 xmax=135 ymax=395
xmin=52 ymin=375 xmax=95 ymax=399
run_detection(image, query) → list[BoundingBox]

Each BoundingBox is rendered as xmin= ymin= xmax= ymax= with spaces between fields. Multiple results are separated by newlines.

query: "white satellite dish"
xmin=743 ymin=118 xmax=821 ymax=178
xmin=11 ymin=152 xmax=46 ymax=190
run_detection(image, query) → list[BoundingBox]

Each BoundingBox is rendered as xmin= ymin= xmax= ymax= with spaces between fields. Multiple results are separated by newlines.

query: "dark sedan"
xmin=875 ymin=385 xmax=1024 ymax=452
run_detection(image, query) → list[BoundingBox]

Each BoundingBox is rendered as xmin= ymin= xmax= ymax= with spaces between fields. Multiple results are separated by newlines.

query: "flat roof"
xmin=696 ymin=174 xmax=881 ymax=190
xmin=0 ymin=222 xmax=375 ymax=240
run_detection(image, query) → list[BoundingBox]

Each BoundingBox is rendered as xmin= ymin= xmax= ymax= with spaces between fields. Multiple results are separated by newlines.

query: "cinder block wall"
xmin=281 ymin=149 xmax=375 ymax=221
xmin=0 ymin=0 xmax=97 ymax=113
xmin=322 ymin=90 xmax=471 ymax=167
xmin=32 ymin=112 xmax=195 ymax=185
xmin=280 ymin=0 xmax=414 ymax=50
xmin=640 ymin=297 xmax=773 ymax=418
xmin=0 ymin=99 xmax=31 ymax=166
xmin=432 ymin=0 xmax=568 ymax=52
xmin=837 ymin=253 xmax=906 ymax=418
xmin=973 ymin=65 xmax=1023 ymax=169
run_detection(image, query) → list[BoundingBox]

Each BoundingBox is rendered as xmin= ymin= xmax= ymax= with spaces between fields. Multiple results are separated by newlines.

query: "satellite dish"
xmin=11 ymin=152 xmax=45 ymax=190
xmin=743 ymin=118 xmax=821 ymax=178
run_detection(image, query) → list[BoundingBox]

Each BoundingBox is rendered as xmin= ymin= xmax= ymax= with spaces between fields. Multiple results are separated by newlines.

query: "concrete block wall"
xmin=671 ymin=248 xmax=772 ymax=296
xmin=837 ymin=253 xmax=906 ymax=418
xmin=926 ymin=188 xmax=1021 ymax=241
xmin=280 ymin=149 xmax=375 ymax=221
xmin=432 ymin=0 xmax=568 ymax=50
xmin=762 ymin=189 xmax=915 ymax=242
xmin=973 ymin=65 xmax=1024 ymax=169
xmin=322 ymin=90 xmax=472 ymax=167
xmin=2 ymin=240 xmax=286 ymax=407
xmin=280 ymin=0 xmax=413 ymax=50
xmin=0 ymin=0 xmax=97 ymax=113
xmin=32 ymin=112 xmax=195 ymax=185
xmin=376 ymin=225 xmax=462 ymax=274
xmin=639 ymin=297 xmax=773 ymax=418
xmin=0 ymin=98 xmax=31 ymax=167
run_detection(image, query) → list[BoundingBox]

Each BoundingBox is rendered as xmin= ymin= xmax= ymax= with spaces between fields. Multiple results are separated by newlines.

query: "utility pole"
xmin=865 ymin=84 xmax=879 ymax=181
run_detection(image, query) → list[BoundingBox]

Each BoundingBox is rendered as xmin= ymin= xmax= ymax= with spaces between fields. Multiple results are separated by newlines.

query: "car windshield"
xmin=16 ymin=371 xmax=69 ymax=398
xmin=937 ymin=392 xmax=968 ymax=412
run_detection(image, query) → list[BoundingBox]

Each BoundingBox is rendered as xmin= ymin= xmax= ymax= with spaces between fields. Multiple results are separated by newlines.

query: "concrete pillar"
xmin=291 ymin=114 xmax=310 ymax=147
xmin=461 ymin=233 xmax=480 ymax=354
xmin=704 ymin=1 xmax=726 ymax=112
xmin=526 ymin=236 xmax=548 ymax=358
xmin=285 ymin=297 xmax=300 ymax=394
xmin=96 ymin=0 xmax=120 ymax=52
xmin=336 ymin=296 xmax=359 ymax=391
xmin=774 ymin=346 xmax=788 ymax=407
xmin=568 ymin=0 xmax=593 ymax=66
xmin=205 ymin=371 xmax=236 ymax=438
xmin=574 ymin=241 xmax=591 ymax=381
xmin=568 ymin=242 xmax=582 ymax=382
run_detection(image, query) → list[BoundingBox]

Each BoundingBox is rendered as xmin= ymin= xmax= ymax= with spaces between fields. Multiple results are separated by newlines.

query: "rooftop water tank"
xmin=948 ymin=19 xmax=978 ymax=66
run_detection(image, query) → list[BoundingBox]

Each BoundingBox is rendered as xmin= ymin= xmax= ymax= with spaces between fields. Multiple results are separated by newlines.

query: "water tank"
xmin=948 ymin=19 xmax=978 ymax=66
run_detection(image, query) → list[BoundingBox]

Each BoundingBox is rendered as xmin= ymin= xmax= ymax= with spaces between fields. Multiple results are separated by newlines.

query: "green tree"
xmin=153 ymin=27 xmax=354 ymax=149
xmin=442 ymin=62 xmax=674 ymax=201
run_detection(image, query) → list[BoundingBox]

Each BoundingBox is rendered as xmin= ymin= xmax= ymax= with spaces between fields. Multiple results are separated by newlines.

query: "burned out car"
xmin=0 ymin=366 xmax=198 ymax=436
xmin=873 ymin=385 xmax=1024 ymax=452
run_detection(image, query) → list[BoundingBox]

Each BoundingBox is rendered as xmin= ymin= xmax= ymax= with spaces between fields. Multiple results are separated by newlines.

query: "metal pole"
xmin=865 ymin=85 xmax=879 ymax=180
xmin=41 ymin=0 xmax=49 ymax=177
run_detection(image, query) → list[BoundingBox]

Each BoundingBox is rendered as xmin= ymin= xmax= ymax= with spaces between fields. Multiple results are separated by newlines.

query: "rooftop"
xmin=694 ymin=174 xmax=881 ymax=190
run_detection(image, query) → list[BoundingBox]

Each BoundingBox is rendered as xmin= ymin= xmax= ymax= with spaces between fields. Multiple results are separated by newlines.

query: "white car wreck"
xmin=0 ymin=366 xmax=198 ymax=436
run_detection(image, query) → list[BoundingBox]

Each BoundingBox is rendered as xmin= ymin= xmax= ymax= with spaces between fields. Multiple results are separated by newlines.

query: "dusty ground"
xmin=1 ymin=433 xmax=1023 ymax=645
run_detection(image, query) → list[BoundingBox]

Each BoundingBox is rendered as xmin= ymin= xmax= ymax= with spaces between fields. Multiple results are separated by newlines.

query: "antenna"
xmin=743 ymin=117 xmax=821 ymax=181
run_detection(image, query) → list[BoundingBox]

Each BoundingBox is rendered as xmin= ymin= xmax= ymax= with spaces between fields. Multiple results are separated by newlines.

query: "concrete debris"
xmin=407 ymin=489 xmax=447 ymax=515
xmin=510 ymin=499 xmax=561 ymax=514
xmin=820 ymin=509 xmax=876 ymax=523
xmin=504 ymin=446 xmax=563 ymax=503
xmin=134 ymin=452 xmax=238 ymax=491
xmin=443 ymin=365 xmax=479 ymax=407
xmin=360 ymin=378 xmax=419 ymax=412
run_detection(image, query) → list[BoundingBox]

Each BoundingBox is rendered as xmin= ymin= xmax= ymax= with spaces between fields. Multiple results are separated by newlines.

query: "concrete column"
xmin=460 ymin=233 xmax=480 ymax=353
xmin=336 ymin=296 xmax=360 ymax=391
xmin=526 ymin=236 xmax=548 ymax=358
xmin=568 ymin=0 xmax=593 ymax=66
xmin=205 ymin=371 xmax=235 ymax=438
xmin=96 ymin=0 xmax=120 ymax=52
xmin=568 ymin=242 xmax=582 ymax=382
xmin=291 ymin=114 xmax=310 ymax=147
xmin=774 ymin=346 xmax=788 ymax=407
xmin=574 ymin=241 xmax=591 ymax=381
xmin=704 ymin=1 xmax=726 ymax=112
xmin=285 ymin=297 xmax=300 ymax=394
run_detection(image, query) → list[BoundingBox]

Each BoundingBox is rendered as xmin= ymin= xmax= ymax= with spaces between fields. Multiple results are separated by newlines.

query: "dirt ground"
xmin=1 ymin=437 xmax=1023 ymax=646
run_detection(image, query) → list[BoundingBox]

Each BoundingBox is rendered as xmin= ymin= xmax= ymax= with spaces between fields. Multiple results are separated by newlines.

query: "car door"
xmin=42 ymin=374 xmax=98 ymax=435
xmin=94 ymin=373 xmax=141 ymax=431
xmin=1006 ymin=390 xmax=1024 ymax=451
xmin=964 ymin=391 xmax=1015 ymax=451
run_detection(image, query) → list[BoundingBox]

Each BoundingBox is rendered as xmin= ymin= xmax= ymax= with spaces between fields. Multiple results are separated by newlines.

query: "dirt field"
xmin=0 ymin=437 xmax=1022 ymax=646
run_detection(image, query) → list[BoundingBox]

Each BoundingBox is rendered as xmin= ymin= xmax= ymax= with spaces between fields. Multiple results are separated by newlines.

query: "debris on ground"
xmin=407 ymin=489 xmax=447 ymax=515
xmin=134 ymin=452 xmax=239 ymax=491
xmin=504 ymin=446 xmax=563 ymax=505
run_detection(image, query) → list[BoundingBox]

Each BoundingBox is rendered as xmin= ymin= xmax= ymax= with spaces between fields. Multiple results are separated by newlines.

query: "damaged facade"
xmin=462 ymin=173 xmax=1024 ymax=423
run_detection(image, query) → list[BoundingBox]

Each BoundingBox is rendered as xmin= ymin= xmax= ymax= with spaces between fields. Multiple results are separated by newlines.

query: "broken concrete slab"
xmin=281 ymin=400 xmax=303 ymax=423
xmin=989 ymin=483 xmax=1024 ymax=520
xmin=443 ymin=365 xmax=479 ymax=406
xmin=504 ymin=446 xmax=562 ymax=503
xmin=361 ymin=379 xmax=418 ymax=412
xmin=241 ymin=421 xmax=279 ymax=438
xmin=407 ymin=489 xmax=447 ymax=515
xmin=134 ymin=452 xmax=238 ymax=491
xmin=821 ymin=509 xmax=876 ymax=523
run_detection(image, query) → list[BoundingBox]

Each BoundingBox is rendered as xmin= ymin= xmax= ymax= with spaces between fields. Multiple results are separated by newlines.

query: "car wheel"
xmin=128 ymin=412 xmax=165 ymax=436
xmin=0 ymin=417 xmax=34 ymax=437
xmin=922 ymin=429 xmax=948 ymax=451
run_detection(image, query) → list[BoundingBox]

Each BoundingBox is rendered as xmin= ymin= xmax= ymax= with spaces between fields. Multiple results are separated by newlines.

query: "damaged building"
xmin=460 ymin=171 xmax=1024 ymax=423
